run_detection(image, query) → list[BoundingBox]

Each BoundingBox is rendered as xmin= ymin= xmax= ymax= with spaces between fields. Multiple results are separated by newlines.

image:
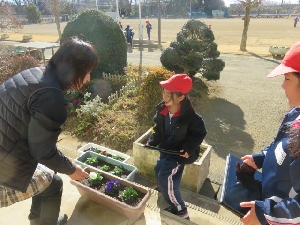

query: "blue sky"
xmin=224 ymin=0 xmax=299 ymax=7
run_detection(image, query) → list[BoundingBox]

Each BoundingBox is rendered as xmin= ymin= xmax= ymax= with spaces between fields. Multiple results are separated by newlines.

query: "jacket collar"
xmin=157 ymin=97 xmax=190 ymax=117
xmin=160 ymin=104 xmax=182 ymax=117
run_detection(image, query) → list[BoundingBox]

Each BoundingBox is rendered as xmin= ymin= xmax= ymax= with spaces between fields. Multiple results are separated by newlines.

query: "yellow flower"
xmin=150 ymin=127 xmax=155 ymax=134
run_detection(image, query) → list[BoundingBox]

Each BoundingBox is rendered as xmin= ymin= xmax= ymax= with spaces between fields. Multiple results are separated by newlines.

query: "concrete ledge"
xmin=132 ymin=39 xmax=154 ymax=45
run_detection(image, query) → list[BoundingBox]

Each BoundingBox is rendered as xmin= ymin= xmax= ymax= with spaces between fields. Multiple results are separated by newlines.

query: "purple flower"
xmin=105 ymin=180 xmax=120 ymax=194
xmin=89 ymin=147 xmax=95 ymax=151
xmin=72 ymin=100 xmax=79 ymax=105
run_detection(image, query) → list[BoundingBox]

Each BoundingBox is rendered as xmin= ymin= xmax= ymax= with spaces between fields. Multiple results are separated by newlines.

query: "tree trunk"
xmin=55 ymin=15 xmax=62 ymax=40
xmin=240 ymin=6 xmax=250 ymax=51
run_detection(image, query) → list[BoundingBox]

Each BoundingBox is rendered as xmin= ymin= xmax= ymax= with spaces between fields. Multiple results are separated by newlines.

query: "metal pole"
xmin=138 ymin=0 xmax=143 ymax=40
xmin=138 ymin=0 xmax=143 ymax=76
xmin=158 ymin=0 xmax=161 ymax=45
xmin=116 ymin=0 xmax=120 ymax=21
xmin=190 ymin=0 xmax=192 ymax=18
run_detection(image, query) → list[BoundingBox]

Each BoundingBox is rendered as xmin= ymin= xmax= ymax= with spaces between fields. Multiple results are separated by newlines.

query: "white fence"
xmin=102 ymin=73 xmax=135 ymax=104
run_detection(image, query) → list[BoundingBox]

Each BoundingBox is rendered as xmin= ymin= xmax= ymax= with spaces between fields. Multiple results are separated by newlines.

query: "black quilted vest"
xmin=0 ymin=67 xmax=62 ymax=192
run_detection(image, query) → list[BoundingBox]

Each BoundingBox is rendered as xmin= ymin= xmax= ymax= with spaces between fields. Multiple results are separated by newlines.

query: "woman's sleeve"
xmin=28 ymin=88 xmax=76 ymax=175
xmin=255 ymin=157 xmax=300 ymax=224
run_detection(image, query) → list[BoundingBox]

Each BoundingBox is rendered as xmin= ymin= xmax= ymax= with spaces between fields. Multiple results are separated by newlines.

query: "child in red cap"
xmin=146 ymin=20 xmax=152 ymax=40
xmin=237 ymin=41 xmax=300 ymax=225
xmin=146 ymin=74 xmax=207 ymax=220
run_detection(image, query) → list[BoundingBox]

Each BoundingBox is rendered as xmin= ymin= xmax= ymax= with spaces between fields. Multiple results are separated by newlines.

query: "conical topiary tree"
xmin=61 ymin=9 xmax=127 ymax=79
xmin=160 ymin=19 xmax=225 ymax=80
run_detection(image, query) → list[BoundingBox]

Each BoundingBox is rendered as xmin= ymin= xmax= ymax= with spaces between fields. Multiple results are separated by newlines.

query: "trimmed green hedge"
xmin=61 ymin=9 xmax=127 ymax=79
xmin=160 ymin=19 xmax=225 ymax=80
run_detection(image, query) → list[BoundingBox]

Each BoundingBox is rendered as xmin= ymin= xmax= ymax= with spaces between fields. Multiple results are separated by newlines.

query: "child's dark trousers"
xmin=154 ymin=154 xmax=186 ymax=211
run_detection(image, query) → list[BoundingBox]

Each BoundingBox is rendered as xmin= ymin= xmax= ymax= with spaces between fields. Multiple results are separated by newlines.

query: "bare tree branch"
xmin=0 ymin=1 xmax=23 ymax=32
xmin=43 ymin=0 xmax=68 ymax=40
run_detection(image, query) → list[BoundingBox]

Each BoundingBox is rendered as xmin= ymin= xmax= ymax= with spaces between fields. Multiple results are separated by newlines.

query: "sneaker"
xmin=164 ymin=206 xmax=190 ymax=220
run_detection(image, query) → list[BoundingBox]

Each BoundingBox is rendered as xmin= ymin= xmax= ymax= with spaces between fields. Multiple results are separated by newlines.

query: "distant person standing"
xmin=124 ymin=24 xmax=131 ymax=46
xmin=146 ymin=20 xmax=152 ymax=40
xmin=294 ymin=16 xmax=299 ymax=27
xmin=129 ymin=27 xmax=135 ymax=48
xmin=125 ymin=25 xmax=134 ymax=48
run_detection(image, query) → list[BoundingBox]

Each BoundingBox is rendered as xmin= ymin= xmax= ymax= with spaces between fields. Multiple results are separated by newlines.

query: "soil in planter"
xmin=85 ymin=159 xmax=131 ymax=179
xmin=78 ymin=177 xmax=146 ymax=207
xmin=83 ymin=148 xmax=125 ymax=162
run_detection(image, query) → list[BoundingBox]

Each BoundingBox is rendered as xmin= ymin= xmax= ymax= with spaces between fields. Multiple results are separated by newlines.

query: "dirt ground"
xmin=3 ymin=18 xmax=300 ymax=55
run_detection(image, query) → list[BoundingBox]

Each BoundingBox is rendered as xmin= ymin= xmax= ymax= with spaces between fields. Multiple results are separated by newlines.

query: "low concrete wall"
xmin=133 ymin=129 xmax=212 ymax=193
xmin=132 ymin=39 xmax=154 ymax=45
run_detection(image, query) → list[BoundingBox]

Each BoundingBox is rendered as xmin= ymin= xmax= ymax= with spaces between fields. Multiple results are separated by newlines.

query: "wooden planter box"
xmin=133 ymin=129 xmax=212 ymax=193
xmin=70 ymin=167 xmax=151 ymax=221
xmin=75 ymin=151 xmax=137 ymax=181
xmin=78 ymin=142 xmax=130 ymax=163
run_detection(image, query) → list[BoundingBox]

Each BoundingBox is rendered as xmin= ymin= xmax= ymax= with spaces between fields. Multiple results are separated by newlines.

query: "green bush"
xmin=160 ymin=19 xmax=225 ymax=80
xmin=60 ymin=9 xmax=127 ymax=79
xmin=0 ymin=54 xmax=40 ymax=84
xmin=24 ymin=3 xmax=42 ymax=23
xmin=137 ymin=67 xmax=174 ymax=124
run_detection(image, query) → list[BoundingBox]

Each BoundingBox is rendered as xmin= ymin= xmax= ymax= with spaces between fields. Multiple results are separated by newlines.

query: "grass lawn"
xmin=3 ymin=18 xmax=300 ymax=56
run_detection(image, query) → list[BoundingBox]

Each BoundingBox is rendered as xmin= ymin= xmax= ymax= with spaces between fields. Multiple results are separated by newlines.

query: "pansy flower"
xmin=105 ymin=180 xmax=120 ymax=194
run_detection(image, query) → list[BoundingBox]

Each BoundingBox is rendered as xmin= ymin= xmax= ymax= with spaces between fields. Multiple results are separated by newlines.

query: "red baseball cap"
xmin=160 ymin=74 xmax=192 ymax=94
xmin=268 ymin=42 xmax=300 ymax=78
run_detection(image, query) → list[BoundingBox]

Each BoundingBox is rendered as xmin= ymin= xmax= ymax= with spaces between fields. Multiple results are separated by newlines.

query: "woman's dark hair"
xmin=45 ymin=37 xmax=98 ymax=91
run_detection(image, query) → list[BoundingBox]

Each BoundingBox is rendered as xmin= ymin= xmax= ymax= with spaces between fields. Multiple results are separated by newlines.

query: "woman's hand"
xmin=68 ymin=164 xmax=89 ymax=180
xmin=240 ymin=201 xmax=260 ymax=225
xmin=180 ymin=150 xmax=189 ymax=158
xmin=241 ymin=155 xmax=258 ymax=170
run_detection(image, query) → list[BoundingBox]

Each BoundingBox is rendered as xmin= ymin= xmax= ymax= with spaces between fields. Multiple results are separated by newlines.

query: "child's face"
xmin=281 ymin=72 xmax=300 ymax=107
xmin=162 ymin=88 xmax=184 ymax=106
